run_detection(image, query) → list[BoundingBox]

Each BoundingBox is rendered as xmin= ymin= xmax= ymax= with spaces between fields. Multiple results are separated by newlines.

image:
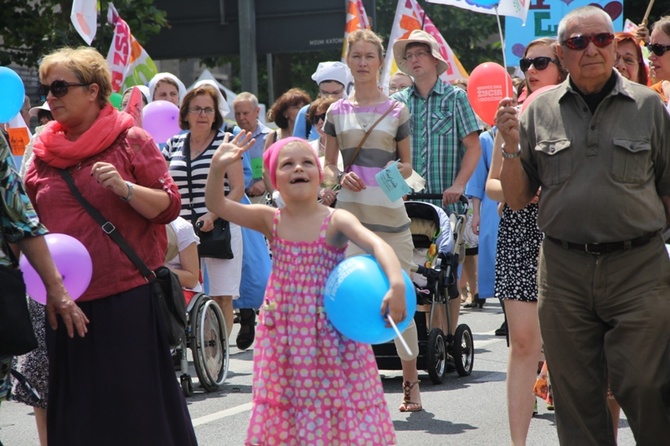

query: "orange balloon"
xmin=466 ymin=63 xmax=514 ymax=126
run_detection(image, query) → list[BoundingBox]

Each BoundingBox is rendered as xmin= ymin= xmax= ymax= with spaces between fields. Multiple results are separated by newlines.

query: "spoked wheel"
xmin=452 ymin=324 xmax=474 ymax=376
xmin=192 ymin=299 xmax=229 ymax=391
xmin=426 ymin=328 xmax=448 ymax=384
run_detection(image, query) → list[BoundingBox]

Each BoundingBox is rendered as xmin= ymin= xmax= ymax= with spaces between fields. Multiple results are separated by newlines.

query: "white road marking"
xmin=192 ymin=331 xmax=503 ymax=426
xmin=192 ymin=402 xmax=253 ymax=426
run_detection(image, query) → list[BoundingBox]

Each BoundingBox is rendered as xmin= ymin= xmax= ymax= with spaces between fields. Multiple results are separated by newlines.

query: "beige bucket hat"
xmin=393 ymin=29 xmax=449 ymax=76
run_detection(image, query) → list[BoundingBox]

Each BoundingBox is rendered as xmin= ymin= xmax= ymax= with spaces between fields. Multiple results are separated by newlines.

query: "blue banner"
xmin=504 ymin=0 xmax=624 ymax=67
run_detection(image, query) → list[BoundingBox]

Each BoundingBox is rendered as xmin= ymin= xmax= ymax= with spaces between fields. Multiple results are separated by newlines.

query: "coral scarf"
xmin=32 ymin=104 xmax=134 ymax=169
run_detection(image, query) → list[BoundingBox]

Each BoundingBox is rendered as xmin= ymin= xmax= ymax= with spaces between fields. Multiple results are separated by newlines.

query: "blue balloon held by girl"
xmin=323 ymin=254 xmax=416 ymax=344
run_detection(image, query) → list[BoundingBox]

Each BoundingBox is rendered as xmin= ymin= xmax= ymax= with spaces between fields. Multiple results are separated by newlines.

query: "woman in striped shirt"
xmin=324 ymin=29 xmax=423 ymax=413
xmin=163 ymin=84 xmax=246 ymax=337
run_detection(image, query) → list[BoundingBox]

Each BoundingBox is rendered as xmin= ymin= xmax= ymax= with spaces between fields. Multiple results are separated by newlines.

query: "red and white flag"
xmin=381 ymin=0 xmax=469 ymax=91
xmin=122 ymin=87 xmax=144 ymax=127
xmin=342 ymin=0 xmax=371 ymax=61
xmin=70 ymin=0 xmax=98 ymax=45
xmin=105 ymin=3 xmax=158 ymax=93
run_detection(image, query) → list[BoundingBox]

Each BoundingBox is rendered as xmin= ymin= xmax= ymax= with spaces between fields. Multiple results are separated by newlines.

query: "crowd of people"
xmin=2 ymin=5 xmax=670 ymax=445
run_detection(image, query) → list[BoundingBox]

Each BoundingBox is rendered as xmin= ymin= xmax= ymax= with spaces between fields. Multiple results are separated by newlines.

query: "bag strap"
xmin=345 ymin=101 xmax=398 ymax=172
xmin=182 ymin=134 xmax=199 ymax=227
xmin=59 ymin=170 xmax=154 ymax=281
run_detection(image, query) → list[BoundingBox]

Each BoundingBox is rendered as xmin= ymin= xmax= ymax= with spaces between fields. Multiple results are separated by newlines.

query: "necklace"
xmin=351 ymin=90 xmax=383 ymax=131
xmin=190 ymin=131 xmax=213 ymax=158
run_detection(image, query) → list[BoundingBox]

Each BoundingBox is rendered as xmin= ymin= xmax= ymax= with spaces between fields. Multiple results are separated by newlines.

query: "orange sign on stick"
xmin=7 ymin=127 xmax=30 ymax=156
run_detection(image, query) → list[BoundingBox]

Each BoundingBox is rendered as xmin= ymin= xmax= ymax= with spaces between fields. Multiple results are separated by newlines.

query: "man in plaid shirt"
xmin=391 ymin=30 xmax=481 ymax=346
xmin=392 ymin=30 xmax=481 ymax=209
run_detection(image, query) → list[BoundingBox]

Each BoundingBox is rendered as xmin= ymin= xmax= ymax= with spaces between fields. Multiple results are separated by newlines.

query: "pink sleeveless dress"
xmin=245 ymin=209 xmax=396 ymax=445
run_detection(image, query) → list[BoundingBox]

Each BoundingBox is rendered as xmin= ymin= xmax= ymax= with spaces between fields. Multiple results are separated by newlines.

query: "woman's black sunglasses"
xmin=310 ymin=113 xmax=326 ymax=125
xmin=647 ymin=43 xmax=670 ymax=57
xmin=38 ymin=80 xmax=90 ymax=98
xmin=562 ymin=33 xmax=614 ymax=50
xmin=519 ymin=56 xmax=558 ymax=72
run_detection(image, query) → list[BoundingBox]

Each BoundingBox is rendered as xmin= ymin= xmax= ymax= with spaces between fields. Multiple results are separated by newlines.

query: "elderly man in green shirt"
xmin=499 ymin=6 xmax=670 ymax=445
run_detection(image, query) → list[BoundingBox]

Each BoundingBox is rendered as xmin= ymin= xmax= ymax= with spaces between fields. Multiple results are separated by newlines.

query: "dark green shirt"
xmin=520 ymin=71 xmax=670 ymax=243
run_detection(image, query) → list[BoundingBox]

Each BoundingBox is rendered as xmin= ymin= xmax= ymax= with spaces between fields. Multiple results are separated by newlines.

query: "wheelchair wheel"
xmin=452 ymin=324 xmax=474 ymax=376
xmin=192 ymin=298 xmax=229 ymax=392
xmin=426 ymin=328 xmax=447 ymax=384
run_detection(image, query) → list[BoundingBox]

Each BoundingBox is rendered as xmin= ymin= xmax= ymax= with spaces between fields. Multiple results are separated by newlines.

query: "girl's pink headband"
xmin=262 ymin=137 xmax=323 ymax=190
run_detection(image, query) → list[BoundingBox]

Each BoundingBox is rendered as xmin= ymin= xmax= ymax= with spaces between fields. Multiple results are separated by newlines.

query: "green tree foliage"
xmin=3 ymin=0 xmax=663 ymax=105
xmin=203 ymin=0 xmax=501 ymax=104
xmin=0 ymin=0 xmax=166 ymax=67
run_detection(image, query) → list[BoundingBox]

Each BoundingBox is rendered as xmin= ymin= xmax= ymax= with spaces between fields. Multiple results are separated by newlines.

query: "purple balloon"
xmin=142 ymin=100 xmax=180 ymax=144
xmin=19 ymin=233 xmax=93 ymax=305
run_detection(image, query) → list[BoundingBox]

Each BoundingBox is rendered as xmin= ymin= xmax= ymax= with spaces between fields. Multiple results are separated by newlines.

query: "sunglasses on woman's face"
xmin=519 ymin=56 xmax=558 ymax=72
xmin=38 ymin=80 xmax=90 ymax=98
xmin=310 ymin=113 xmax=326 ymax=125
xmin=562 ymin=33 xmax=614 ymax=50
xmin=647 ymin=43 xmax=670 ymax=57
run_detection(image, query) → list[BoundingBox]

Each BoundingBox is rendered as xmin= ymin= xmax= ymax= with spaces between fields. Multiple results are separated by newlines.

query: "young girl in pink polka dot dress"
xmin=205 ymin=135 xmax=407 ymax=445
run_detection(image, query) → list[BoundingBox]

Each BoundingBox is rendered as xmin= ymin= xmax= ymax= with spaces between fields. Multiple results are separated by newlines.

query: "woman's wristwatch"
xmin=120 ymin=181 xmax=134 ymax=201
xmin=501 ymin=143 xmax=521 ymax=159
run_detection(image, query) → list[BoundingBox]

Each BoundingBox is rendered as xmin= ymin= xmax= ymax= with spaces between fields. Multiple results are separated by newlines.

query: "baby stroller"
xmin=373 ymin=195 xmax=475 ymax=384
xmin=175 ymin=292 xmax=229 ymax=396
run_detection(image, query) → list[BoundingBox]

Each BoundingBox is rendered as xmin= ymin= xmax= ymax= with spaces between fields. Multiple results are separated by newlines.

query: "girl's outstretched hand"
xmin=211 ymin=131 xmax=256 ymax=169
xmin=381 ymin=284 xmax=407 ymax=327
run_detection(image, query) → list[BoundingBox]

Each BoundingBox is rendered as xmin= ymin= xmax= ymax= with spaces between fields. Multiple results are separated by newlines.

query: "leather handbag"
xmin=195 ymin=218 xmax=234 ymax=259
xmin=152 ymin=265 xmax=188 ymax=347
xmin=59 ymin=170 xmax=187 ymax=347
xmin=183 ymin=134 xmax=234 ymax=260
xmin=0 ymin=243 xmax=38 ymax=356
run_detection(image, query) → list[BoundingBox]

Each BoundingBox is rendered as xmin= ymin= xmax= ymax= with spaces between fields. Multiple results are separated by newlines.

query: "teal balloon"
xmin=324 ymin=255 xmax=416 ymax=344
xmin=109 ymin=92 xmax=123 ymax=110
xmin=466 ymin=0 xmax=499 ymax=6
xmin=0 ymin=67 xmax=25 ymax=123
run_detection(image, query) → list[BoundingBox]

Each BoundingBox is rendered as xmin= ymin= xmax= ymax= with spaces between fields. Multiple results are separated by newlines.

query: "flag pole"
xmin=641 ymin=0 xmax=656 ymax=27
xmin=494 ymin=4 xmax=509 ymax=98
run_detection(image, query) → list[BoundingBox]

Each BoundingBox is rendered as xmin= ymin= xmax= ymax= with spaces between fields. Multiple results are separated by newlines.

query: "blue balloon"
xmin=324 ymin=255 xmax=417 ymax=344
xmin=0 ymin=67 xmax=25 ymax=123
xmin=466 ymin=0 xmax=499 ymax=7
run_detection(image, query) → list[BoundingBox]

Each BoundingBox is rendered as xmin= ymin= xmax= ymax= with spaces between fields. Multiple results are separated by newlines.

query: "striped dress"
xmin=323 ymin=98 xmax=411 ymax=234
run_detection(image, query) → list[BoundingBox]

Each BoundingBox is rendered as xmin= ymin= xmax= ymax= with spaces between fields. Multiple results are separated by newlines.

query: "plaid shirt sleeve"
xmin=453 ymin=88 xmax=482 ymax=144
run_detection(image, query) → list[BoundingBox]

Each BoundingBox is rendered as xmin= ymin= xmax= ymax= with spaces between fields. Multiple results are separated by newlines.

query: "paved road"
xmin=0 ymin=301 xmax=636 ymax=445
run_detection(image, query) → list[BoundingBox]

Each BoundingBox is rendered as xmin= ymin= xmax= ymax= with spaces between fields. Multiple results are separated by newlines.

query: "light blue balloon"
xmin=466 ymin=0 xmax=499 ymax=7
xmin=324 ymin=255 xmax=417 ymax=344
xmin=0 ymin=67 xmax=25 ymax=123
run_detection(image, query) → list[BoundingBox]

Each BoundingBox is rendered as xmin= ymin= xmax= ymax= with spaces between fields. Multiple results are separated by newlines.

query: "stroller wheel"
xmin=452 ymin=324 xmax=474 ymax=376
xmin=426 ymin=329 xmax=448 ymax=384
xmin=180 ymin=374 xmax=194 ymax=397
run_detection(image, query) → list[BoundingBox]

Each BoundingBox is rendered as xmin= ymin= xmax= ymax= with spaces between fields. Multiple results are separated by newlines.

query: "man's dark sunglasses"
xmin=38 ymin=80 xmax=90 ymax=98
xmin=310 ymin=113 xmax=326 ymax=125
xmin=519 ymin=56 xmax=559 ymax=72
xmin=647 ymin=43 xmax=670 ymax=57
xmin=562 ymin=33 xmax=614 ymax=50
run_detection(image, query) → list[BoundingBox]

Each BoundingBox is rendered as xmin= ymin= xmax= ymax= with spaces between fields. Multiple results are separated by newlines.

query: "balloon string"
xmin=494 ymin=4 xmax=510 ymax=99
xmin=388 ymin=316 xmax=412 ymax=357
